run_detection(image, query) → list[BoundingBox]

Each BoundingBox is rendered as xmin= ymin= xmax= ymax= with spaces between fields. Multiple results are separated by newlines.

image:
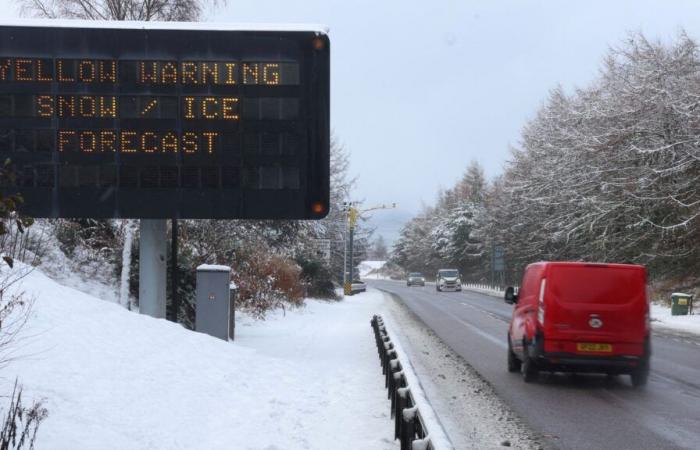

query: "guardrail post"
xmin=390 ymin=367 xmax=404 ymax=414
xmin=401 ymin=406 xmax=418 ymax=450
xmin=395 ymin=387 xmax=409 ymax=439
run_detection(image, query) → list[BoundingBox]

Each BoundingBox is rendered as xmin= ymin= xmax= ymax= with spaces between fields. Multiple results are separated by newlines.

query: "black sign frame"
xmin=0 ymin=22 xmax=330 ymax=219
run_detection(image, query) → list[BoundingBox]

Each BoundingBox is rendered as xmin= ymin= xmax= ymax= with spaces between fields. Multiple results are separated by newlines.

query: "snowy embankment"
xmin=358 ymin=260 xmax=388 ymax=279
xmin=3 ymin=266 xmax=397 ymax=450
xmin=651 ymin=303 xmax=700 ymax=335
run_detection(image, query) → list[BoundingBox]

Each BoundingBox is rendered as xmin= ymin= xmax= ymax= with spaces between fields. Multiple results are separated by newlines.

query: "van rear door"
xmin=543 ymin=264 xmax=647 ymax=355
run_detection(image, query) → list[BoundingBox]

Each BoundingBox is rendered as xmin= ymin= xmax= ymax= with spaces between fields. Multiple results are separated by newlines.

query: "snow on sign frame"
xmin=0 ymin=20 xmax=330 ymax=219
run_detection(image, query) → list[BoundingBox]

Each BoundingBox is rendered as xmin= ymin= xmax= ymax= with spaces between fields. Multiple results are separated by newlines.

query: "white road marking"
xmin=452 ymin=315 xmax=507 ymax=349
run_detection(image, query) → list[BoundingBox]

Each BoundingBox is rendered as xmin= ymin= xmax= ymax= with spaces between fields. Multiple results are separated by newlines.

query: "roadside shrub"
xmin=296 ymin=257 xmax=338 ymax=300
xmin=235 ymin=251 xmax=305 ymax=319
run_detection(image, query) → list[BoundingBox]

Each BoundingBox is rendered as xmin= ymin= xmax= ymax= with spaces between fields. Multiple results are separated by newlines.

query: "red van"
xmin=505 ymin=262 xmax=650 ymax=387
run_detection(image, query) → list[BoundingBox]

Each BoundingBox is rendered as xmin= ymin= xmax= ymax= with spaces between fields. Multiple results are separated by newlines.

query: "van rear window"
xmin=548 ymin=266 xmax=643 ymax=304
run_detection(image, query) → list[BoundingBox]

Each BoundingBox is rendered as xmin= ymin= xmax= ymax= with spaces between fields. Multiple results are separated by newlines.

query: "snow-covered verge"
xmin=30 ymin=220 xmax=123 ymax=304
xmin=651 ymin=303 xmax=700 ymax=336
xmin=2 ymin=265 xmax=397 ymax=450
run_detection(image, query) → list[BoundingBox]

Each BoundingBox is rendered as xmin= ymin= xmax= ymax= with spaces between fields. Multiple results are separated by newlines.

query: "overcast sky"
xmin=2 ymin=0 xmax=700 ymax=245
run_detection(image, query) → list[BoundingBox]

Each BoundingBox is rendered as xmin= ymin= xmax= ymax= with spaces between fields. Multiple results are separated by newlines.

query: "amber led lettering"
xmin=224 ymin=63 xmax=237 ymax=85
xmin=243 ymin=63 xmax=259 ymax=84
xmin=183 ymin=132 xmax=198 ymax=153
xmin=57 ymin=60 xmax=74 ymax=82
xmin=80 ymin=131 xmax=97 ymax=153
xmin=37 ymin=60 xmax=53 ymax=82
xmin=15 ymin=59 xmax=33 ymax=81
xmin=201 ymin=62 xmax=218 ymax=84
xmin=79 ymin=60 xmax=95 ymax=83
xmin=58 ymin=130 xmax=75 ymax=152
xmin=79 ymin=96 xmax=96 ymax=117
xmin=99 ymin=61 xmax=117 ymax=83
xmin=36 ymin=95 xmax=53 ymax=117
xmin=182 ymin=62 xmax=198 ymax=84
xmin=263 ymin=64 xmax=280 ymax=85
xmin=162 ymin=133 xmax=178 ymax=153
xmin=140 ymin=62 xmax=158 ymax=83
xmin=161 ymin=63 xmax=177 ymax=84
xmin=202 ymin=97 xmax=218 ymax=119
xmin=99 ymin=96 xmax=117 ymax=118
xmin=184 ymin=97 xmax=195 ymax=119
xmin=203 ymin=132 xmax=217 ymax=154
xmin=100 ymin=131 xmax=117 ymax=152
xmin=121 ymin=131 xmax=137 ymax=153
xmin=142 ymin=132 xmax=158 ymax=153
xmin=58 ymin=96 xmax=76 ymax=118
xmin=0 ymin=59 xmax=10 ymax=81
xmin=222 ymin=97 xmax=239 ymax=120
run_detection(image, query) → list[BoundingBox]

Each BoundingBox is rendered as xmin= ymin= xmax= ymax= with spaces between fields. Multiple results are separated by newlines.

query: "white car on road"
xmin=436 ymin=269 xmax=462 ymax=292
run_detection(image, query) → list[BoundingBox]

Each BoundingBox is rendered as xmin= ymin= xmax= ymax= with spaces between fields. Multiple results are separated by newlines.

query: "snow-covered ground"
xmin=651 ymin=303 xmax=700 ymax=335
xmin=358 ymin=260 xmax=387 ymax=278
xmin=2 ymin=265 xmax=398 ymax=450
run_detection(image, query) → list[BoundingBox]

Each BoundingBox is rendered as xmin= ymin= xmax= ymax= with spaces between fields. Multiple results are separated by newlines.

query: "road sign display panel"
xmin=0 ymin=23 xmax=330 ymax=219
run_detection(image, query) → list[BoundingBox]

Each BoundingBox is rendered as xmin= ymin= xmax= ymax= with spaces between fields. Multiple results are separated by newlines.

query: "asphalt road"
xmin=369 ymin=279 xmax=700 ymax=450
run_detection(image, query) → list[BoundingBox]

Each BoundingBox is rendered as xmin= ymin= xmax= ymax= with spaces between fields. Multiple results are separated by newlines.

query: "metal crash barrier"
xmin=371 ymin=315 xmax=435 ymax=450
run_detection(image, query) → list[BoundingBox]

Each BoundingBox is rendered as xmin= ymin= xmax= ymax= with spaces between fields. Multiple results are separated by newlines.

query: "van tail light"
xmin=538 ymin=278 xmax=546 ymax=324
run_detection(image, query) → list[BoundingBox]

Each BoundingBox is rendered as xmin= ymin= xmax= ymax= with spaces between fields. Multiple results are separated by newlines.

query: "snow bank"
xmin=358 ymin=260 xmax=387 ymax=278
xmin=196 ymin=264 xmax=231 ymax=272
xmin=651 ymin=303 xmax=700 ymax=335
xmin=3 ymin=266 xmax=396 ymax=450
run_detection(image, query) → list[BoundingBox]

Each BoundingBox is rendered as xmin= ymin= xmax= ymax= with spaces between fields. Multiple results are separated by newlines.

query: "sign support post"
xmin=139 ymin=219 xmax=167 ymax=318
xmin=169 ymin=218 xmax=179 ymax=323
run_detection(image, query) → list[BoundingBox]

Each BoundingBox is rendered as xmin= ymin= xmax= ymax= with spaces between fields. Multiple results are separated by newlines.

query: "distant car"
xmin=436 ymin=269 xmax=461 ymax=292
xmin=406 ymin=272 xmax=425 ymax=287
xmin=505 ymin=262 xmax=650 ymax=387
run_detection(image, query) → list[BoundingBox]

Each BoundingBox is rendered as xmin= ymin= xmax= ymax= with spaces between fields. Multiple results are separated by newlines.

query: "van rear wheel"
xmin=630 ymin=362 xmax=649 ymax=388
xmin=508 ymin=336 xmax=521 ymax=373
xmin=521 ymin=341 xmax=538 ymax=382
xmin=631 ymin=338 xmax=651 ymax=388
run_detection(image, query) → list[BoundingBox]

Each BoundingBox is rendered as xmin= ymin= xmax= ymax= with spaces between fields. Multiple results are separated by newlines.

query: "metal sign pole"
xmin=343 ymin=213 xmax=348 ymax=287
xmin=139 ymin=219 xmax=167 ymax=318
xmin=169 ymin=218 xmax=179 ymax=323
xmin=346 ymin=225 xmax=355 ymax=295
xmin=491 ymin=240 xmax=496 ymax=289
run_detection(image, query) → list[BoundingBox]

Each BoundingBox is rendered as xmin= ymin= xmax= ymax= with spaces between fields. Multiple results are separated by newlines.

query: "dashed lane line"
xmin=453 ymin=315 xmax=507 ymax=349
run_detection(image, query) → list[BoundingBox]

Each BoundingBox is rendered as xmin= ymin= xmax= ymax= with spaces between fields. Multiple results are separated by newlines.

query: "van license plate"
xmin=576 ymin=343 xmax=613 ymax=352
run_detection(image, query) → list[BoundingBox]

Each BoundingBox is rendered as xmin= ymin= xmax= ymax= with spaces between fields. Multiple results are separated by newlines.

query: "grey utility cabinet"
xmin=195 ymin=264 xmax=233 ymax=340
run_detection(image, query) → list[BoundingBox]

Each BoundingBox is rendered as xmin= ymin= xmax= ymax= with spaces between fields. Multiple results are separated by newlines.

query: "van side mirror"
xmin=504 ymin=286 xmax=518 ymax=305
